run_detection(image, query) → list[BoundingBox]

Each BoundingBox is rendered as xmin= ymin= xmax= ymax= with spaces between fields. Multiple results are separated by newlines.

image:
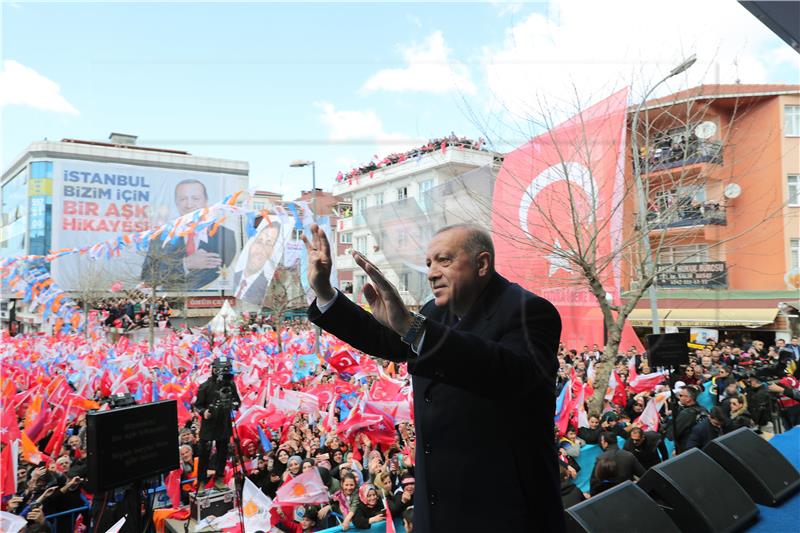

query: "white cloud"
xmin=482 ymin=0 xmax=799 ymax=118
xmin=316 ymin=101 xmax=418 ymax=157
xmin=0 ymin=60 xmax=78 ymax=114
xmin=363 ymin=31 xmax=477 ymax=95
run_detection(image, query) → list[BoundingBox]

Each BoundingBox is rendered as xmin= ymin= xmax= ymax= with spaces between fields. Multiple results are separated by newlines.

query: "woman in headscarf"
xmin=283 ymin=455 xmax=303 ymax=482
xmin=342 ymin=483 xmax=385 ymax=531
xmin=273 ymin=448 xmax=290 ymax=478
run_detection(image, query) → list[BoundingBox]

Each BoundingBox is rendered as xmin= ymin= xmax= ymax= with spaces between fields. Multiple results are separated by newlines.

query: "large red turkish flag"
xmin=493 ymin=88 xmax=642 ymax=351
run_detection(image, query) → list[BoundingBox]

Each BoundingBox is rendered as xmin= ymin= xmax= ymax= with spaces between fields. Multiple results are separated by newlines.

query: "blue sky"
xmin=2 ymin=1 xmax=798 ymax=199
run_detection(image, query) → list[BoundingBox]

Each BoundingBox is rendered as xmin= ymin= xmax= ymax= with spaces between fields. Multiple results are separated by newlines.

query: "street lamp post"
xmin=290 ymin=159 xmax=321 ymax=356
xmin=630 ymin=55 xmax=696 ymax=335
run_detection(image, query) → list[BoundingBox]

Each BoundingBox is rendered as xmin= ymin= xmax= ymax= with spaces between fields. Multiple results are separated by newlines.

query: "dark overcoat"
xmin=309 ymin=273 xmax=564 ymax=532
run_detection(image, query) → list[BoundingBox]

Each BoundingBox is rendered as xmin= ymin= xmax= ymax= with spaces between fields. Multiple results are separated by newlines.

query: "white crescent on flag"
xmin=518 ymin=162 xmax=597 ymax=240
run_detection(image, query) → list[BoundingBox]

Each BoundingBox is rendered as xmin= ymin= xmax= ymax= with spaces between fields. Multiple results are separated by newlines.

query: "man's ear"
xmin=477 ymin=252 xmax=492 ymax=276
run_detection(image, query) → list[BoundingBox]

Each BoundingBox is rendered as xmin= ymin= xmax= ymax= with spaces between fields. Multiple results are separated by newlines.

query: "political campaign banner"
xmin=49 ymin=159 xmax=246 ymax=292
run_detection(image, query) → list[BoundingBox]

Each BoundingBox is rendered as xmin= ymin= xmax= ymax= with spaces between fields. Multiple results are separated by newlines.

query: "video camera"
xmin=733 ymin=360 xmax=786 ymax=384
xmin=210 ymin=357 xmax=239 ymax=412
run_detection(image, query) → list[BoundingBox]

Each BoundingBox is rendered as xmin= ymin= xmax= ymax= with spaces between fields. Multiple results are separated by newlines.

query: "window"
xmin=340 ymin=232 xmax=352 ymax=244
xmin=397 ymin=186 xmax=408 ymax=200
xmin=30 ymin=161 xmax=53 ymax=179
xmin=355 ymin=236 xmax=367 ymax=252
xmin=354 ymin=197 xmax=367 ymax=214
xmin=419 ymin=179 xmax=433 ymax=211
xmin=374 ymin=192 xmax=384 ymax=206
xmin=785 ymin=105 xmax=800 ymax=136
xmin=792 ymin=239 xmax=800 ymax=271
xmin=657 ymin=244 xmax=709 ymax=265
xmin=399 ymin=272 xmax=410 ymax=292
xmin=354 ymin=197 xmax=367 ymax=225
xmin=789 ymin=175 xmax=800 ymax=206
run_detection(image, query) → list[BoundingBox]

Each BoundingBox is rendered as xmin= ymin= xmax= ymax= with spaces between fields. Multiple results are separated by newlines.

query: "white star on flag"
xmin=545 ymin=239 xmax=573 ymax=277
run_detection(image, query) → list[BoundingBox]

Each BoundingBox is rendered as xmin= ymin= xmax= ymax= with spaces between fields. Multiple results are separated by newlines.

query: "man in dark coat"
xmin=303 ymin=223 xmax=564 ymax=533
xmin=195 ymin=357 xmax=241 ymax=493
xmin=591 ymin=431 xmax=645 ymax=490
xmin=140 ymin=179 xmax=235 ymax=290
xmin=624 ymin=427 xmax=666 ymax=469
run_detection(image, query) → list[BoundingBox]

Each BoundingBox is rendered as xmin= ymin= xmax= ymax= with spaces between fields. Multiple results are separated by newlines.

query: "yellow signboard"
xmin=28 ymin=178 xmax=53 ymax=197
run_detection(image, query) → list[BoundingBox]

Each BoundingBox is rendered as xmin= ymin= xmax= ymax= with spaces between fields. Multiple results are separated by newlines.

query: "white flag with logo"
xmin=243 ymin=476 xmax=273 ymax=531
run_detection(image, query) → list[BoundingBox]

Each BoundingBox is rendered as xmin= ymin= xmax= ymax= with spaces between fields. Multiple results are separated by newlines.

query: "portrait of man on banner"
xmin=233 ymin=218 xmax=289 ymax=305
xmin=140 ymin=178 xmax=236 ymax=290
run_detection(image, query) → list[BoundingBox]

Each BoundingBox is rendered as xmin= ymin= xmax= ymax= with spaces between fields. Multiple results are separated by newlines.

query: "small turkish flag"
xmin=328 ymin=350 xmax=359 ymax=374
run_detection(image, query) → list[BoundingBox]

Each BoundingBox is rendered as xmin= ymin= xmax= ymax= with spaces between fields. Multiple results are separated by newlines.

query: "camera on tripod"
xmin=210 ymin=357 xmax=239 ymax=412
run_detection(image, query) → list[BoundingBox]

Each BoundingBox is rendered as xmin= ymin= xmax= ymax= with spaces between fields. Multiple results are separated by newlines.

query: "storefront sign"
xmin=186 ymin=296 xmax=234 ymax=309
xmin=656 ymin=261 xmax=728 ymax=289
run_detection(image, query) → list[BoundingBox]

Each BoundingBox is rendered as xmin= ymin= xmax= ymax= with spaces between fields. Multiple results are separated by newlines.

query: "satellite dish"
xmin=695 ymin=121 xmax=717 ymax=139
xmin=724 ymin=183 xmax=742 ymax=199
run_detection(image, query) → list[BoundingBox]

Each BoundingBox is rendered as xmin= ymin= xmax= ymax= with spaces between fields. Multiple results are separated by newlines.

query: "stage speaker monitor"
xmin=704 ymin=427 xmax=800 ymax=506
xmin=646 ymin=332 xmax=690 ymax=368
xmin=638 ymin=448 xmax=758 ymax=533
xmin=565 ymin=481 xmax=680 ymax=533
xmin=86 ymin=400 xmax=179 ymax=493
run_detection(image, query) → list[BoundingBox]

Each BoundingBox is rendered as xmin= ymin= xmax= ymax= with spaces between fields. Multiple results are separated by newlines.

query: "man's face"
xmin=68 ymin=436 xmax=81 ymax=449
xmin=678 ymin=390 xmax=693 ymax=406
xmin=245 ymin=225 xmax=279 ymax=275
xmin=701 ymin=356 xmax=712 ymax=368
xmin=180 ymin=447 xmax=193 ymax=463
xmin=175 ymin=182 xmax=208 ymax=216
xmin=588 ymin=416 xmax=599 ymax=429
xmin=792 ymin=337 xmax=798 ymax=346
xmin=777 ymin=339 xmax=785 ymax=348
xmin=631 ymin=430 xmax=644 ymax=446
xmin=425 ymin=228 xmax=487 ymax=313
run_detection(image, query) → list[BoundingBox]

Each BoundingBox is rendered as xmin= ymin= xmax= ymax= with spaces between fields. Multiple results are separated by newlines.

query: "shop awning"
xmin=628 ymin=307 xmax=779 ymax=328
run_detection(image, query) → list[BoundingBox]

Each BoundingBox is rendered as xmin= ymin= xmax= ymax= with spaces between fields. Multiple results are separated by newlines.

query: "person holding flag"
xmin=302 ymin=223 xmax=563 ymax=532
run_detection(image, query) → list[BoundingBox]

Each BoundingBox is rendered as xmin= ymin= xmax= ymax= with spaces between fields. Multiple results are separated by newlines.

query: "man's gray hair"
xmin=434 ymin=224 xmax=495 ymax=269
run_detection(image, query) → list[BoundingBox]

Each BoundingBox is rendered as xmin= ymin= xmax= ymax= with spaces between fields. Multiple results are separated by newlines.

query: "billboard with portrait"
xmin=49 ymin=159 xmax=247 ymax=292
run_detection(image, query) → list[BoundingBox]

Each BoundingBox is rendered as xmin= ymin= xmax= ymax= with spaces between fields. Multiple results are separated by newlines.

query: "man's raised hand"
xmin=301 ymin=224 xmax=336 ymax=303
xmin=352 ymin=250 xmax=413 ymax=336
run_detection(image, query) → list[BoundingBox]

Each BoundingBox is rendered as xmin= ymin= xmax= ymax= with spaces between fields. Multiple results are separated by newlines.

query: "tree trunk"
xmin=149 ymin=286 xmax=155 ymax=351
xmin=587 ymin=322 xmax=623 ymax=413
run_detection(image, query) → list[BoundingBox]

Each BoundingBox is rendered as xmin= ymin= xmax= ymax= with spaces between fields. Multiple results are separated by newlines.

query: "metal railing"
xmin=635 ymin=203 xmax=726 ymax=230
xmin=640 ymin=140 xmax=723 ymax=172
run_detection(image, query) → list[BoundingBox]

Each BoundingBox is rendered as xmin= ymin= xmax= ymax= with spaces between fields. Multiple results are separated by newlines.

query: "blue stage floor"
xmin=749 ymin=427 xmax=800 ymax=532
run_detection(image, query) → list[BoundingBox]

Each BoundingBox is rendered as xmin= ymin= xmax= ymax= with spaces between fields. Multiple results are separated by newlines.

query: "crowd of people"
xmin=334 ymin=133 xmax=489 ymax=185
xmin=553 ymin=336 xmax=800 ymax=506
xmin=93 ymin=292 xmax=172 ymax=335
xmin=2 ymin=323 xmax=798 ymax=532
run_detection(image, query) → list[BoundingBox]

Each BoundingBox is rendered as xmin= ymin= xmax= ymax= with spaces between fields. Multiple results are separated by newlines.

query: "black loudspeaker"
xmin=704 ymin=427 xmax=800 ymax=506
xmin=565 ymin=481 xmax=680 ymax=533
xmin=637 ymin=448 xmax=759 ymax=533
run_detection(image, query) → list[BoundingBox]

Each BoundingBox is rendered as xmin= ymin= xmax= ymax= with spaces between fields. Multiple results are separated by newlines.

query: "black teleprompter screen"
xmin=87 ymin=400 xmax=179 ymax=492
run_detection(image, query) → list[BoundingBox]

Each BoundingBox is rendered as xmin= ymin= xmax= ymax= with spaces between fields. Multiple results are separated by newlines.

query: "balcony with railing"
xmin=635 ymin=203 xmax=726 ymax=231
xmin=639 ymin=139 xmax=723 ymax=173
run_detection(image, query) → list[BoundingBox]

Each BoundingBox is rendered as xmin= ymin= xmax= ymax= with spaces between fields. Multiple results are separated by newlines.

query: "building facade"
xmin=0 ymin=133 xmax=249 ymax=330
xmin=623 ymin=84 xmax=800 ymax=341
xmin=331 ymin=140 xmax=502 ymax=309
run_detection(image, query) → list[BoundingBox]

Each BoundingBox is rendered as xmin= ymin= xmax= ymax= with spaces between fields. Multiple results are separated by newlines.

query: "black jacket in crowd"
xmin=674 ymin=404 xmax=708 ymax=453
xmin=590 ymin=445 xmax=645 ymax=491
xmin=623 ymin=431 xmax=664 ymax=469
xmin=195 ymin=376 xmax=241 ymax=440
